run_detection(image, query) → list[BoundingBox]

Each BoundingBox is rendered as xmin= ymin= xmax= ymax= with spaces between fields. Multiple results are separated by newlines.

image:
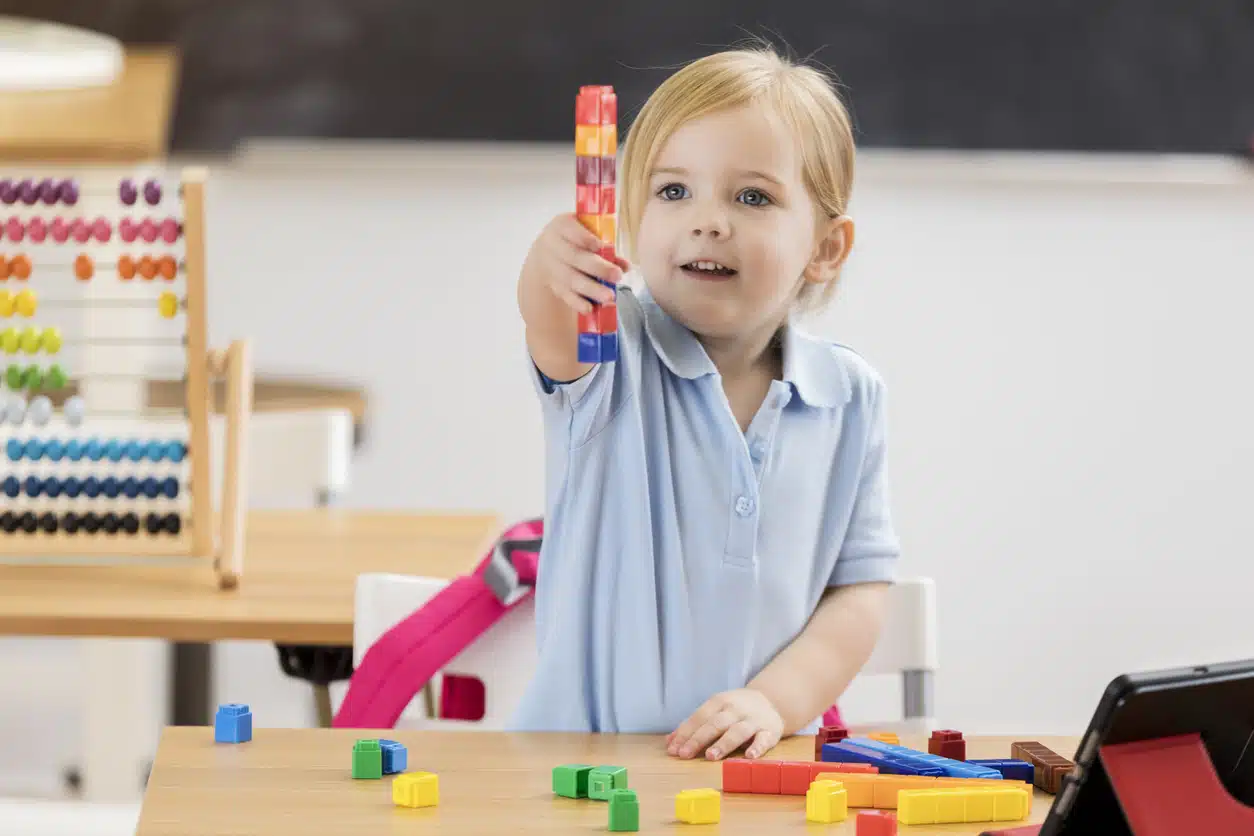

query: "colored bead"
xmin=5 ymin=217 xmax=23 ymax=242
xmin=117 ymin=255 xmax=136 ymax=280
xmin=23 ymin=438 xmax=43 ymax=459
xmin=61 ymin=512 xmax=79 ymax=533
xmin=4 ymin=364 xmax=22 ymax=387
xmin=45 ymin=438 xmax=64 ymax=460
xmin=36 ymin=179 xmax=57 ymax=204
xmin=0 ymin=292 xmax=12 ymax=318
xmin=104 ymin=439 xmax=124 ymax=461
xmin=119 ymin=178 xmax=138 ymax=205
xmin=4 ymin=395 xmax=24 ymax=425
xmin=1 ymin=476 xmax=17 ymax=497
xmin=71 ymin=218 xmax=90 ymax=243
xmin=158 ymin=292 xmax=178 ymax=318
xmin=22 ymin=364 xmax=41 ymax=389
xmin=102 ymin=477 xmax=120 ymax=498
xmin=0 ymin=256 xmax=7 ymax=280
xmin=26 ymin=217 xmax=46 ymax=243
xmin=139 ymin=218 xmax=157 ymax=243
xmin=63 ymin=394 xmax=85 ymax=426
xmin=122 ymin=477 xmax=140 ymax=498
xmin=10 ymin=256 xmax=30 ymax=280
xmin=144 ymin=440 xmax=165 ymax=461
xmin=93 ymin=217 xmax=111 ymax=242
xmin=159 ymin=218 xmax=180 ymax=243
xmin=141 ymin=477 xmax=159 ymax=498
xmin=46 ymin=364 xmax=67 ymax=389
xmin=18 ymin=180 xmax=37 ymax=205
xmin=121 ymin=439 xmax=143 ymax=461
xmin=63 ymin=477 xmax=81 ymax=497
xmin=158 ymin=255 xmax=177 ymax=280
xmin=27 ymin=395 xmax=52 ymax=426
xmin=41 ymin=327 xmax=61 ymax=354
xmin=20 ymin=327 xmax=41 ymax=354
xmin=84 ymin=439 xmax=103 ymax=461
xmin=1 ymin=329 xmax=17 ymax=354
xmin=81 ymin=511 xmax=100 ymax=532
xmin=166 ymin=440 xmax=187 ymax=462
xmin=18 ymin=511 xmax=37 ymax=533
xmin=50 ymin=217 xmax=69 ymax=242
xmin=43 ymin=477 xmax=62 ymax=498
xmin=119 ymin=218 xmax=137 ymax=242
xmin=24 ymin=475 xmax=42 ymax=496
xmin=65 ymin=439 xmax=84 ymax=460
xmin=121 ymin=513 xmax=140 ymax=535
xmin=144 ymin=179 xmax=162 ymax=205
xmin=0 ymin=180 xmax=14 ymax=204
xmin=59 ymin=180 xmax=79 ymax=206
xmin=82 ymin=476 xmax=100 ymax=497
xmin=145 ymin=513 xmax=163 ymax=535
xmin=15 ymin=290 xmax=36 ymax=316
xmin=161 ymin=476 xmax=179 ymax=498
xmin=139 ymin=256 xmax=157 ymax=280
xmin=102 ymin=512 xmax=120 ymax=533
xmin=5 ymin=438 xmax=20 ymax=460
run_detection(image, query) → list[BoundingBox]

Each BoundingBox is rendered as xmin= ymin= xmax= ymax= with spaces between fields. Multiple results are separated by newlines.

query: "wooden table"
xmin=138 ymin=729 xmax=1075 ymax=834
xmin=0 ymin=509 xmax=500 ymax=644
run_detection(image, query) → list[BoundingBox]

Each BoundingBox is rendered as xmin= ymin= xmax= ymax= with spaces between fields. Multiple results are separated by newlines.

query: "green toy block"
xmin=588 ymin=765 xmax=628 ymax=800
xmin=608 ymin=788 xmax=639 ymax=831
xmin=552 ymin=764 xmax=594 ymax=798
xmin=352 ymin=738 xmax=383 ymax=779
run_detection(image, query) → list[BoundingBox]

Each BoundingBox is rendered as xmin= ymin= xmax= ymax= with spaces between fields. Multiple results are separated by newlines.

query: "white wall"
xmin=3 ymin=142 xmax=1253 ymax=797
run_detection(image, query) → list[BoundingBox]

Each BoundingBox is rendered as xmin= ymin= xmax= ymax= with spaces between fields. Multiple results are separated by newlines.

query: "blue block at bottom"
xmin=821 ymin=741 xmax=944 ymax=776
xmin=214 ymin=703 xmax=252 ymax=743
xmin=578 ymin=332 xmax=618 ymax=364
xmin=380 ymin=739 xmax=407 ymax=774
xmin=967 ymin=758 xmax=1034 ymax=783
xmin=598 ymin=332 xmax=618 ymax=362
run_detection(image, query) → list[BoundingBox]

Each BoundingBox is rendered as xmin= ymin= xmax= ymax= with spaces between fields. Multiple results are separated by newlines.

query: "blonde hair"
xmin=619 ymin=45 xmax=856 ymax=309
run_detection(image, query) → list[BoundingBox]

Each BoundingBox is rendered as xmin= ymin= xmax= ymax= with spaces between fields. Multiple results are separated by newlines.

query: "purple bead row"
xmin=1 ymin=217 xmax=181 ymax=244
xmin=0 ymin=177 xmax=165 ymax=207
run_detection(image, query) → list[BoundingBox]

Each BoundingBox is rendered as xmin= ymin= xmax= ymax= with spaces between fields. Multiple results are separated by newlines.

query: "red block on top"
xmin=721 ymin=758 xmax=753 ymax=793
xmin=929 ymin=729 xmax=967 ymax=761
xmin=576 ymin=85 xmax=617 ymax=125
xmin=816 ymin=725 xmax=849 ymax=760
xmin=596 ymin=301 xmax=617 ymax=333
xmin=577 ymin=308 xmax=600 ymax=335
xmin=856 ymin=809 xmax=898 ymax=835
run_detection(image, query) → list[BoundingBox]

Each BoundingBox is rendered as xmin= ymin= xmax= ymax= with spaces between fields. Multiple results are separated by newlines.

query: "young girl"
xmin=511 ymin=46 xmax=899 ymax=762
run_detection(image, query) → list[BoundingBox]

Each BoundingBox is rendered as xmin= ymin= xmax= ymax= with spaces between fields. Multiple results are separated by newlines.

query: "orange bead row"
xmin=0 ymin=255 xmax=32 ymax=280
xmin=116 ymin=255 xmax=178 ymax=281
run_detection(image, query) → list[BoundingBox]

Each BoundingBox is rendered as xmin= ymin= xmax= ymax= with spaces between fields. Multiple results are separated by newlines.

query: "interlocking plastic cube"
xmin=213 ymin=703 xmax=252 ymax=743
xmin=608 ymin=788 xmax=639 ymax=831
xmin=553 ymin=764 xmax=594 ymax=798
xmin=675 ymin=788 xmax=720 ymax=824
xmin=379 ymin=739 xmax=407 ymax=774
xmin=393 ymin=771 xmax=438 ymax=808
xmin=806 ymin=779 xmax=849 ymax=823
xmin=589 ymin=766 xmax=628 ymax=800
xmin=856 ymin=809 xmax=898 ymax=835
xmin=352 ymin=739 xmax=383 ymax=779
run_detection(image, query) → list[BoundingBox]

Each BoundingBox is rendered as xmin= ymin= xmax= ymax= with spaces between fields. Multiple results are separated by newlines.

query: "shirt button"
xmin=735 ymin=495 xmax=756 ymax=516
xmin=750 ymin=441 xmax=766 ymax=460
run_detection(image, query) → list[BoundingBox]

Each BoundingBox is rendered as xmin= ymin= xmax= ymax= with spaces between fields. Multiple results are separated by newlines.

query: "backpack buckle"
xmin=483 ymin=537 xmax=540 ymax=607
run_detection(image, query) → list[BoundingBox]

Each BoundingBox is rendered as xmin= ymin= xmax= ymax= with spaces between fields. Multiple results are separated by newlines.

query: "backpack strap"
xmin=332 ymin=519 xmax=542 ymax=729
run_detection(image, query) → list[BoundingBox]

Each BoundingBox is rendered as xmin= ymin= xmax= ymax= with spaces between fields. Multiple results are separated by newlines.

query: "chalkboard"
xmin=4 ymin=0 xmax=1252 ymax=155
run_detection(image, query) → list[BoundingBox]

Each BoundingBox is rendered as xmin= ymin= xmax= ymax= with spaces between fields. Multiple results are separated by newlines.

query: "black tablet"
xmin=1037 ymin=658 xmax=1254 ymax=835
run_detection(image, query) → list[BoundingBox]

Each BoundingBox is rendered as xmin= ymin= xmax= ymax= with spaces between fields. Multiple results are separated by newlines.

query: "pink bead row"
xmin=0 ymin=217 xmax=181 ymax=244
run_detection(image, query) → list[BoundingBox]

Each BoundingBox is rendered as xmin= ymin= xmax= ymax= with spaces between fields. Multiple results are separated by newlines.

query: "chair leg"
xmin=903 ymin=670 xmax=933 ymax=720
xmin=313 ymin=684 xmax=333 ymax=728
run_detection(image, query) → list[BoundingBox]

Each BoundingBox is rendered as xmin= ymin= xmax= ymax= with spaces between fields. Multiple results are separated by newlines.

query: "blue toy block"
xmin=598 ymin=333 xmax=618 ymax=362
xmin=214 ymin=703 xmax=252 ymax=743
xmin=967 ymin=758 xmax=1034 ymax=784
xmin=821 ymin=741 xmax=944 ymax=776
xmin=577 ymin=332 xmax=601 ymax=363
xmin=380 ymin=739 xmax=408 ymax=774
xmin=845 ymin=737 xmax=1002 ymax=780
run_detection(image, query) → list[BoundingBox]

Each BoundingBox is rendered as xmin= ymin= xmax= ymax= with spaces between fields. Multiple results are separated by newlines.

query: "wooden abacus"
xmin=0 ymin=167 xmax=253 ymax=589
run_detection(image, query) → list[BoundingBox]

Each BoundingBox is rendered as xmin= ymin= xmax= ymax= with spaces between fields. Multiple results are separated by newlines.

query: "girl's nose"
xmin=690 ymin=206 xmax=730 ymax=239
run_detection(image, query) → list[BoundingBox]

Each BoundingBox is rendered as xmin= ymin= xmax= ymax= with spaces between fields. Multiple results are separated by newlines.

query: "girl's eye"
xmin=657 ymin=183 xmax=689 ymax=201
xmin=738 ymin=188 xmax=772 ymax=207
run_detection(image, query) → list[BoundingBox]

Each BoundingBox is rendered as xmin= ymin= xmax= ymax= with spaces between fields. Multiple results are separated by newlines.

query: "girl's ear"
xmin=804 ymin=214 xmax=855 ymax=288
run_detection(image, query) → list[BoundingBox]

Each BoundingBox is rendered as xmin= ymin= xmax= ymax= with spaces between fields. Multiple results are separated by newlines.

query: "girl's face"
xmin=635 ymin=101 xmax=843 ymax=344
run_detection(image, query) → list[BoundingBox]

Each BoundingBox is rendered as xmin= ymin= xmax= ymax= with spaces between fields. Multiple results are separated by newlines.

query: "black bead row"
xmin=0 ymin=510 xmax=182 ymax=535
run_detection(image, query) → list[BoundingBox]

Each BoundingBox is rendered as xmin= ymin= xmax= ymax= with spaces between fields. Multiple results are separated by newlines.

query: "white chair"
xmin=350 ymin=573 xmax=938 ymax=733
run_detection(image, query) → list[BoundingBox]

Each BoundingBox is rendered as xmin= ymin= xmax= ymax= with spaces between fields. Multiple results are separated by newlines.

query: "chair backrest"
xmin=351 ymin=572 xmax=537 ymax=730
xmin=860 ymin=577 xmax=938 ymax=676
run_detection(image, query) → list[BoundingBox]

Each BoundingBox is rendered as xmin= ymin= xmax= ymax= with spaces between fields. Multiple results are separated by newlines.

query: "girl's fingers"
xmin=561 ymin=269 xmax=617 ymax=305
xmin=567 ymin=245 xmax=623 ymax=287
xmin=548 ymin=280 xmax=593 ymax=314
xmin=745 ymin=727 xmax=781 ymax=760
xmin=678 ymin=709 xmax=738 ymax=759
xmin=706 ymin=719 xmax=758 ymax=760
xmin=556 ymin=214 xmax=607 ymax=251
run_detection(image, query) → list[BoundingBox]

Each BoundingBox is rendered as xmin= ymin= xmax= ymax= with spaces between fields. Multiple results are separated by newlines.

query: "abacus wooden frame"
xmin=0 ymin=167 xmax=253 ymax=590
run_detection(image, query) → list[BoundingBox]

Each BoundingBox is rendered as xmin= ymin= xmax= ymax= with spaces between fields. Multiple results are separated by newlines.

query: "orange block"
xmin=577 ymin=213 xmax=615 ymax=244
xmin=575 ymin=123 xmax=617 ymax=157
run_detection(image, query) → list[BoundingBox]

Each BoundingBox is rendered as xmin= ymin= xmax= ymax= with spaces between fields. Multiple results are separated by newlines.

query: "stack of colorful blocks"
xmin=552 ymin=764 xmax=641 ymax=831
xmin=574 ymin=84 xmax=619 ymax=364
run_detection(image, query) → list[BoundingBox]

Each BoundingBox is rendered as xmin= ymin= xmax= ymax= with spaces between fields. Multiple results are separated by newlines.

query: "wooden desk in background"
xmin=138 ymin=730 xmax=1074 ymax=835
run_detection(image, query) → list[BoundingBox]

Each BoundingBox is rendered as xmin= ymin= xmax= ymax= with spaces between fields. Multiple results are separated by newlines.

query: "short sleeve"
xmin=828 ymin=380 xmax=900 ymax=586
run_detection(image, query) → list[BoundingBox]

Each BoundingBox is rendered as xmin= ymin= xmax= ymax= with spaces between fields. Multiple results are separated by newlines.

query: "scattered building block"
xmin=816 ymin=724 xmax=849 ymax=760
xmin=1011 ymin=741 xmax=1075 ymax=794
xmin=806 ymin=779 xmax=849 ymax=823
xmin=379 ymin=739 xmax=407 ymax=774
xmin=840 ymin=737 xmax=1002 ymax=780
xmin=213 ymin=703 xmax=252 ymax=744
xmin=552 ymin=764 xmax=594 ymax=799
xmin=897 ymin=785 xmax=1030 ymax=825
xmin=780 ymin=761 xmax=813 ymax=795
xmin=812 ymin=771 xmax=1033 ymax=810
xmin=392 ymin=771 xmax=439 ymax=808
xmin=867 ymin=732 xmax=900 ymax=745
xmin=352 ymin=739 xmax=383 ymax=779
xmin=810 ymin=762 xmax=879 ymax=780
xmin=929 ymin=729 xmax=967 ymax=761
xmin=822 ymin=740 xmax=945 ymax=776
xmin=608 ymin=788 xmax=639 ymax=831
xmin=721 ymin=758 xmax=753 ymax=793
xmin=589 ymin=765 xmax=628 ymax=800
xmin=749 ymin=760 xmax=782 ymax=794
xmin=856 ymin=809 xmax=898 ymax=835
xmin=675 ymin=788 xmax=720 ymax=824
xmin=968 ymin=758 xmax=1034 ymax=784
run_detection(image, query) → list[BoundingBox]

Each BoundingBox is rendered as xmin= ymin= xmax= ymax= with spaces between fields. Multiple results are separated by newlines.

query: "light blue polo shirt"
xmin=509 ymin=284 xmax=899 ymax=734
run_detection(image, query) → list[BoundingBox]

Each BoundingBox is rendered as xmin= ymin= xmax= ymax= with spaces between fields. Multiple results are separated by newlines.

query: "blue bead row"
xmin=5 ymin=438 xmax=187 ymax=463
xmin=1 ymin=475 xmax=180 ymax=499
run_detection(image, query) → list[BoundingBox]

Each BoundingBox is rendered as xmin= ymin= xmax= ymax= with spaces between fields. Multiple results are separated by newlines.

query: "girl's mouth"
xmin=681 ymin=260 xmax=738 ymax=280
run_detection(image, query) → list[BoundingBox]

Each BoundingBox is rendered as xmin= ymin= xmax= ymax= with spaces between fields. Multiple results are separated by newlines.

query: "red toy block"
xmin=598 ymin=184 xmax=616 ymax=214
xmin=780 ymin=761 xmax=811 ymax=795
xmin=816 ymin=724 xmax=849 ymax=760
xmin=929 ymin=729 xmax=967 ymax=761
xmin=576 ymin=155 xmax=601 ymax=186
xmin=749 ymin=760 xmax=782 ymax=794
xmin=721 ymin=758 xmax=753 ymax=793
xmin=856 ymin=809 xmax=898 ymax=835
xmin=576 ymin=184 xmax=601 ymax=215
xmin=577 ymin=309 xmax=600 ymax=335
xmin=596 ymin=302 xmax=617 ymax=333
xmin=809 ymin=762 xmax=878 ymax=782
xmin=599 ymin=155 xmax=616 ymax=184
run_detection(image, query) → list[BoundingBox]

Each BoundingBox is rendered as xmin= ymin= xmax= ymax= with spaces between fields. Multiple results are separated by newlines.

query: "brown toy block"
xmin=930 ymin=729 xmax=968 ymax=761
xmin=856 ymin=809 xmax=898 ymax=835
xmin=721 ymin=758 xmax=753 ymax=793
xmin=815 ymin=724 xmax=849 ymax=760
xmin=1011 ymin=741 xmax=1075 ymax=794
xmin=749 ymin=760 xmax=782 ymax=794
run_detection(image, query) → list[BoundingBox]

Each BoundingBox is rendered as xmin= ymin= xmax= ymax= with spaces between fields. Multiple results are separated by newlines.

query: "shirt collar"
xmin=635 ymin=284 xmax=852 ymax=408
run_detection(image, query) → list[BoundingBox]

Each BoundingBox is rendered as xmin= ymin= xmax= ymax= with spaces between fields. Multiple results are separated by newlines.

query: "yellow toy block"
xmin=812 ymin=772 xmax=1033 ymax=809
xmin=392 ymin=771 xmax=439 ymax=808
xmin=675 ymin=788 xmax=720 ymax=824
xmin=805 ymin=779 xmax=849 ymax=823
xmin=866 ymin=731 xmax=900 ymax=745
xmin=897 ymin=785 xmax=1030 ymax=825
xmin=575 ymin=124 xmax=617 ymax=157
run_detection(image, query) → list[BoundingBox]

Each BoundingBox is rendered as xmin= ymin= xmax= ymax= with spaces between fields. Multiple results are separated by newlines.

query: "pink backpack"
xmin=333 ymin=518 xmax=844 ymax=730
